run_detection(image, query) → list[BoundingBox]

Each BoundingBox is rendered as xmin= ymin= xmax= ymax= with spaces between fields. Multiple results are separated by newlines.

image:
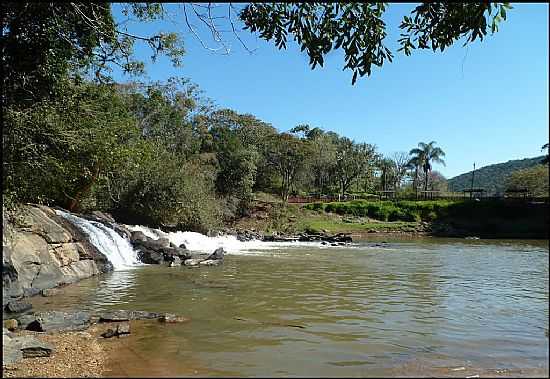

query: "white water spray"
xmin=124 ymin=225 xmax=326 ymax=255
xmin=56 ymin=210 xmax=141 ymax=270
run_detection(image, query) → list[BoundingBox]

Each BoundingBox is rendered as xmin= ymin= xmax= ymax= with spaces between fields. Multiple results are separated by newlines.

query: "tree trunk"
xmin=423 ymin=168 xmax=429 ymax=198
xmin=67 ymin=165 xmax=100 ymax=212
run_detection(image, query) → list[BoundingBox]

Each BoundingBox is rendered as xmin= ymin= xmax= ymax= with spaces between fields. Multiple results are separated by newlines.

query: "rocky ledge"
xmin=3 ymin=308 xmax=190 ymax=367
xmin=2 ymin=205 xmax=113 ymax=307
xmin=129 ymin=230 xmax=226 ymax=267
xmin=230 ymin=229 xmax=353 ymax=245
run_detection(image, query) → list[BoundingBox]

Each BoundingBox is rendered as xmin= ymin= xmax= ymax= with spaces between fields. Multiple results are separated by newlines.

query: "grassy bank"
xmin=231 ymin=196 xmax=549 ymax=239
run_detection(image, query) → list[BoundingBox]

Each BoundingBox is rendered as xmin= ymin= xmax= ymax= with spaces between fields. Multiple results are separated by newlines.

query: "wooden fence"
xmin=287 ymin=193 xmax=549 ymax=204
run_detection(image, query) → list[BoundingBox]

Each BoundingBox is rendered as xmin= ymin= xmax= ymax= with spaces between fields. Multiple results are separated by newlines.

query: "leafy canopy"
xmin=240 ymin=2 xmax=512 ymax=84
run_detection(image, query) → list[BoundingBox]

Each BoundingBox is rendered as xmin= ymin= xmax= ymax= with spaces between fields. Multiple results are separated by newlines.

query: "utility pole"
xmin=470 ymin=162 xmax=476 ymax=199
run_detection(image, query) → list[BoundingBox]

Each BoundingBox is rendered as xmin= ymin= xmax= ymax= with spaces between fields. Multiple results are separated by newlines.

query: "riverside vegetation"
xmin=2 ymin=3 xmax=549 ymax=377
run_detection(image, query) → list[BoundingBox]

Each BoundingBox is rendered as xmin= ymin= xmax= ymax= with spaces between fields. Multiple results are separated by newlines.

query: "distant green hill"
xmin=448 ymin=156 xmax=545 ymax=195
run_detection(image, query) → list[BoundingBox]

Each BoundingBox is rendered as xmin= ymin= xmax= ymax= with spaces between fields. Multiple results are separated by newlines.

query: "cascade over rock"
xmin=2 ymin=205 xmax=112 ymax=306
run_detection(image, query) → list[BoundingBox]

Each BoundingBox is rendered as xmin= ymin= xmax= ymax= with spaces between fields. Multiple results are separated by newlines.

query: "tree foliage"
xmin=240 ymin=2 xmax=511 ymax=84
xmin=505 ymin=165 xmax=549 ymax=198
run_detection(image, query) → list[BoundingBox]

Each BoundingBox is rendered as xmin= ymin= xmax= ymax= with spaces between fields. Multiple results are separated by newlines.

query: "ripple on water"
xmin=29 ymin=238 xmax=549 ymax=377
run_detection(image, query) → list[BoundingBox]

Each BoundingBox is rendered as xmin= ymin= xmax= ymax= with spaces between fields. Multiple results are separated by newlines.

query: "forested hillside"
xmin=448 ymin=156 xmax=545 ymax=195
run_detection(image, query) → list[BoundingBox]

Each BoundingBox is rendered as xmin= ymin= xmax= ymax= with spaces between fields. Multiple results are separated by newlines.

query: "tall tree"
xmin=335 ymin=139 xmax=378 ymax=197
xmin=378 ymin=158 xmax=396 ymax=192
xmin=268 ymin=133 xmax=309 ymax=202
xmin=391 ymin=151 xmax=410 ymax=189
xmin=409 ymin=141 xmax=446 ymax=197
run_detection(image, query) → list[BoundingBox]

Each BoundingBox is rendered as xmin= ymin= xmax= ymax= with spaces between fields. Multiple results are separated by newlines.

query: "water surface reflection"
xmin=30 ymin=238 xmax=549 ymax=377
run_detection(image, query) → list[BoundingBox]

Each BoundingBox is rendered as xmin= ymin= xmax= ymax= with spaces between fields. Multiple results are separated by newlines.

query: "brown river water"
xmin=29 ymin=237 xmax=549 ymax=377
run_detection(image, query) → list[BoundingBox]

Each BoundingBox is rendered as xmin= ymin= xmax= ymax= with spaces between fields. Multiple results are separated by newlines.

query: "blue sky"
xmin=112 ymin=3 xmax=548 ymax=178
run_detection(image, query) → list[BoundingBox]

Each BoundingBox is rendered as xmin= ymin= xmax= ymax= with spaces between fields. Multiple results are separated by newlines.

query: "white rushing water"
xmin=125 ymin=225 xmax=326 ymax=255
xmin=56 ymin=210 xmax=141 ymax=270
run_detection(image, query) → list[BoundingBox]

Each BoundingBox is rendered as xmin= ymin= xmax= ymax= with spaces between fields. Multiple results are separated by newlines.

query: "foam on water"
xmin=124 ymin=225 xmax=328 ymax=255
xmin=56 ymin=210 xmax=141 ymax=270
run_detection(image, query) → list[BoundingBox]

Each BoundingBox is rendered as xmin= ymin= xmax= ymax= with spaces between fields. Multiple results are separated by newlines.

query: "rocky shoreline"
xmin=3 ymin=308 xmax=191 ymax=374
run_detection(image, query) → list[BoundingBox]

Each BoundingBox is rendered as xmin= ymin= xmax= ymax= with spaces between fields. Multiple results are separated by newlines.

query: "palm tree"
xmin=406 ymin=155 xmax=423 ymax=198
xmin=378 ymin=158 xmax=395 ymax=192
xmin=409 ymin=141 xmax=446 ymax=198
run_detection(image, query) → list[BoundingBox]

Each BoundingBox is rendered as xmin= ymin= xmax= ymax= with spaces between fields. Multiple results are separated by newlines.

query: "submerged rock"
xmin=98 ymin=310 xmax=161 ymax=322
xmin=158 ymin=313 xmax=190 ymax=323
xmin=41 ymin=288 xmax=63 ymax=297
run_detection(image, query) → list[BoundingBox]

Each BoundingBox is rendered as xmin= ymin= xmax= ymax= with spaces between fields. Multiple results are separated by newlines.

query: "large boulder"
xmin=133 ymin=238 xmax=191 ymax=265
xmin=2 ymin=205 xmax=113 ymax=305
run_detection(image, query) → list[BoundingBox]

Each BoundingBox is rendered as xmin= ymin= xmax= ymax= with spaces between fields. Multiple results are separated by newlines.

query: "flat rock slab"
xmin=12 ymin=335 xmax=55 ymax=358
xmin=5 ymin=301 xmax=33 ymax=314
xmin=17 ymin=311 xmax=91 ymax=332
xmin=2 ymin=335 xmax=54 ymax=364
xmin=98 ymin=310 xmax=161 ymax=322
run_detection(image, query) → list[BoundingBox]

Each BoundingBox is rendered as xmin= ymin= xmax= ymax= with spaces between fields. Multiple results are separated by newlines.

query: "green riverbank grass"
xmin=233 ymin=197 xmax=548 ymax=238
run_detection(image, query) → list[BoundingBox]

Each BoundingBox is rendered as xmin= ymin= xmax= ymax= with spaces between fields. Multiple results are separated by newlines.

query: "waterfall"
xmin=124 ymin=225 xmax=326 ymax=255
xmin=56 ymin=210 xmax=141 ymax=270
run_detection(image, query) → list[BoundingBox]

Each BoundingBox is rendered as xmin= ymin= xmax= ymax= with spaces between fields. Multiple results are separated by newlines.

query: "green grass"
xmin=301 ymin=219 xmax=420 ymax=234
xmin=233 ymin=196 xmax=548 ymax=238
xmin=302 ymin=199 xmax=549 ymax=238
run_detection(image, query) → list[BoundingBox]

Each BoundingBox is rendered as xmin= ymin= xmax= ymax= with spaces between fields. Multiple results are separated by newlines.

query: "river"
xmin=28 ymin=236 xmax=549 ymax=377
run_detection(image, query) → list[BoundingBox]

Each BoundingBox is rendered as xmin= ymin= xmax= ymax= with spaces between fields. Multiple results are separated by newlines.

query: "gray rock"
xmin=89 ymin=211 xmax=115 ymax=224
xmin=2 ymin=336 xmax=23 ymax=365
xmin=101 ymin=328 xmax=116 ymax=338
xmin=116 ymin=322 xmax=130 ymax=336
xmin=205 ymin=247 xmax=225 ymax=261
xmin=3 ymin=327 xmax=16 ymax=337
xmin=41 ymin=288 xmax=63 ymax=297
xmin=183 ymin=258 xmax=202 ymax=267
xmin=12 ymin=335 xmax=54 ymax=358
xmin=22 ymin=207 xmax=72 ymax=243
xmin=18 ymin=311 xmax=91 ymax=332
xmin=130 ymin=231 xmax=148 ymax=243
xmin=98 ymin=310 xmax=161 ymax=322
xmin=169 ymin=257 xmax=182 ymax=267
xmin=5 ymin=301 xmax=32 ymax=314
